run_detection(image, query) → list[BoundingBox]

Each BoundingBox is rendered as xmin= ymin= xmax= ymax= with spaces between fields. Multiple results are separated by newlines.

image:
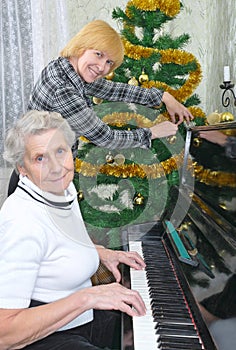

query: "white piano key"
xmin=129 ymin=241 xmax=159 ymax=349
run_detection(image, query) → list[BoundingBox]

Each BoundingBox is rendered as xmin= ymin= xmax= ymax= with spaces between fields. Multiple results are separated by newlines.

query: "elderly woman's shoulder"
xmin=0 ymin=190 xmax=45 ymax=222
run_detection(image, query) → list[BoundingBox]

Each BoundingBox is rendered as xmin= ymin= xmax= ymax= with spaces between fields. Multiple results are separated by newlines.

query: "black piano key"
xmin=148 ymin=280 xmax=181 ymax=287
xmin=150 ymin=300 xmax=188 ymax=309
xmin=156 ymin=322 xmax=197 ymax=332
xmin=151 ymin=304 xmax=188 ymax=312
xmin=149 ymin=285 xmax=183 ymax=293
xmin=159 ymin=334 xmax=202 ymax=344
xmin=152 ymin=309 xmax=190 ymax=318
xmin=159 ymin=343 xmax=203 ymax=350
xmin=156 ymin=326 xmax=197 ymax=336
xmin=153 ymin=315 xmax=193 ymax=324
xmin=149 ymin=275 xmax=183 ymax=282
xmin=149 ymin=286 xmax=183 ymax=293
xmin=150 ymin=297 xmax=187 ymax=307
xmin=150 ymin=292 xmax=185 ymax=300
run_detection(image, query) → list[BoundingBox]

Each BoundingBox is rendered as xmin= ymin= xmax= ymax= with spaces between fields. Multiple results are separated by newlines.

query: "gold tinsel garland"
xmin=126 ymin=0 xmax=181 ymax=17
xmin=123 ymin=39 xmax=202 ymax=103
xmin=79 ymin=109 xmax=206 ymax=143
xmin=103 ymin=112 xmax=154 ymax=127
xmin=102 ymin=109 xmax=206 ymax=127
xmin=75 ymin=156 xmax=236 ymax=188
xmin=75 ymin=151 xmax=186 ymax=179
xmin=193 ymin=162 xmax=236 ymax=188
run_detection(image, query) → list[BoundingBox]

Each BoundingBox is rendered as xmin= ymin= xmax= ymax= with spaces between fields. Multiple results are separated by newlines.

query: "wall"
xmin=205 ymin=0 xmax=236 ymax=115
xmin=169 ymin=0 xmax=236 ymax=115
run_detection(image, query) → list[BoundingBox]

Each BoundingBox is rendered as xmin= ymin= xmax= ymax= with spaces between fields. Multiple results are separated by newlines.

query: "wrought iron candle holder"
xmin=220 ymin=81 xmax=236 ymax=107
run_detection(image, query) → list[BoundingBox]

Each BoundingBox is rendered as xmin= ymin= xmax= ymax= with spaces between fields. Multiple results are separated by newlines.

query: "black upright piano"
xmin=121 ymin=123 xmax=236 ymax=350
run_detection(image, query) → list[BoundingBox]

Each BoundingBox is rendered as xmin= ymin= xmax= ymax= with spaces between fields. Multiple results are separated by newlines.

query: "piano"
xmin=121 ymin=122 xmax=236 ymax=350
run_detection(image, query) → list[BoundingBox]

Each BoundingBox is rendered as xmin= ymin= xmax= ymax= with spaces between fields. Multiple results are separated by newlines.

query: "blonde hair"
xmin=60 ymin=20 xmax=124 ymax=71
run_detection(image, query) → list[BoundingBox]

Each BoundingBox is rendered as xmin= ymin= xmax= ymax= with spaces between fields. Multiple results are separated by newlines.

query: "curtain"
xmin=0 ymin=0 xmax=33 ymax=166
xmin=0 ymin=0 xmax=87 ymax=167
xmin=30 ymin=0 xmax=72 ymax=83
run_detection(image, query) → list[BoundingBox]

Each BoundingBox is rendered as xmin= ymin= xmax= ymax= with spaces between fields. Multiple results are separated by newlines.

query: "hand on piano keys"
xmin=88 ymin=282 xmax=147 ymax=317
xmin=96 ymin=245 xmax=146 ymax=283
xmin=128 ymin=240 xmax=208 ymax=350
xmin=94 ymin=245 xmax=150 ymax=318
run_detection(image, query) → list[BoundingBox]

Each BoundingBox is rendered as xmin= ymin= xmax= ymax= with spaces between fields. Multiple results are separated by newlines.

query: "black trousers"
xmin=24 ymin=309 xmax=121 ymax=350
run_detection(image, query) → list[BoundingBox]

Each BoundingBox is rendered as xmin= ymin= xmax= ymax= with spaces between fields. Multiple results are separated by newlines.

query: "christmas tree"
xmin=111 ymin=0 xmax=204 ymax=119
xmin=74 ymin=0 xmax=207 ymax=248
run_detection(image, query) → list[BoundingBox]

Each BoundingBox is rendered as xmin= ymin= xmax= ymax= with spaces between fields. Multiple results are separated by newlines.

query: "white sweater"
xmin=0 ymin=176 xmax=99 ymax=330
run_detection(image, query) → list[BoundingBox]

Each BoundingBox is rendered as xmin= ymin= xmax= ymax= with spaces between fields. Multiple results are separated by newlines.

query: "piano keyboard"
xmin=129 ymin=240 xmax=205 ymax=350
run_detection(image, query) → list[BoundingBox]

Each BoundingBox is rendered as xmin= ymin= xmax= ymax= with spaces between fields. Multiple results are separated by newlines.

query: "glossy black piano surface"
xmin=121 ymin=124 xmax=236 ymax=350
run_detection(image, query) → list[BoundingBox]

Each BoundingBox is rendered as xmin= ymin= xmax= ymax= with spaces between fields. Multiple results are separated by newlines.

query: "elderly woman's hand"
xmin=95 ymin=246 xmax=146 ymax=283
xmin=85 ymin=282 xmax=146 ymax=317
xmin=162 ymin=91 xmax=194 ymax=125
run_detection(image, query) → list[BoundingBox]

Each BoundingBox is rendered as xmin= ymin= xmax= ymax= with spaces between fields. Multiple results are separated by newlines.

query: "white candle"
xmin=224 ymin=66 xmax=230 ymax=82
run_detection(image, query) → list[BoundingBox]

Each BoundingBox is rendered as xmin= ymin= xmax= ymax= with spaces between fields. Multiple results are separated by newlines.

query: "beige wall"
xmin=155 ymin=0 xmax=235 ymax=115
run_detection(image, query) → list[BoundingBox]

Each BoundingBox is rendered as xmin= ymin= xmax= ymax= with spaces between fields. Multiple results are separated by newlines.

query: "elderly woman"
xmin=0 ymin=110 xmax=146 ymax=350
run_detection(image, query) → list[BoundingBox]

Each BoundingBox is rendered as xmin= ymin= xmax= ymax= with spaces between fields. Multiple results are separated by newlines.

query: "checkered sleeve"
xmin=53 ymin=86 xmax=152 ymax=149
xmin=85 ymin=79 xmax=164 ymax=106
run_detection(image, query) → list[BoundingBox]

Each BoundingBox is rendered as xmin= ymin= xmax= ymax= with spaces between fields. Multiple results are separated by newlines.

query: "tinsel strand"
xmin=126 ymin=0 xmax=181 ymax=17
xmin=123 ymin=39 xmax=202 ymax=103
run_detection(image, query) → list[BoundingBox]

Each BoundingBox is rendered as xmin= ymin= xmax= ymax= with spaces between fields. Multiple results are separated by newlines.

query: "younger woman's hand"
xmin=162 ymin=92 xmax=193 ymax=125
xmin=150 ymin=120 xmax=178 ymax=139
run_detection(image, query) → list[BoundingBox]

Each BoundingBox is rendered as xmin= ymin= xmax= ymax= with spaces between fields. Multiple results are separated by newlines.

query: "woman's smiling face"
xmin=18 ymin=129 xmax=74 ymax=195
xmin=73 ymin=49 xmax=114 ymax=83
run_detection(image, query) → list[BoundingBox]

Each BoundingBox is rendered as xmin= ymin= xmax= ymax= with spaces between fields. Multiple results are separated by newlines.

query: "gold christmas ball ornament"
xmin=133 ymin=193 xmax=145 ymax=205
xmin=114 ymin=153 xmax=125 ymax=165
xmin=105 ymin=151 xmax=114 ymax=164
xmin=220 ymin=111 xmax=234 ymax=122
xmin=105 ymin=71 xmax=115 ymax=80
xmin=206 ymin=111 xmax=221 ymax=125
xmin=193 ymin=137 xmax=202 ymax=147
xmin=166 ymin=135 xmax=176 ymax=144
xmin=128 ymin=76 xmax=139 ymax=86
xmin=77 ymin=190 xmax=84 ymax=202
xmin=92 ymin=97 xmax=103 ymax=105
xmin=138 ymin=70 xmax=149 ymax=84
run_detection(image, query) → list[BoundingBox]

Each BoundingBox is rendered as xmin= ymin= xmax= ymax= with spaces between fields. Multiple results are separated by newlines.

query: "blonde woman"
xmin=28 ymin=20 xmax=192 ymax=148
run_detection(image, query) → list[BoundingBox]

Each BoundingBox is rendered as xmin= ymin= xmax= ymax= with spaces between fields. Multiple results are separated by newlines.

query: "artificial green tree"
xmin=75 ymin=0 xmax=208 ymax=248
xmin=111 ymin=0 xmax=205 ymax=120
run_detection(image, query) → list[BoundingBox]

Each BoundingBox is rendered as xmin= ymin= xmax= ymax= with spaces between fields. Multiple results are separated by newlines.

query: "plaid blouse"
xmin=28 ymin=57 xmax=164 ymax=149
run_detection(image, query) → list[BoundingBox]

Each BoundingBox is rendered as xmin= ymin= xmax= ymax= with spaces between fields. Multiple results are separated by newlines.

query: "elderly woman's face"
xmin=18 ymin=129 xmax=74 ymax=195
xmin=72 ymin=49 xmax=114 ymax=83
